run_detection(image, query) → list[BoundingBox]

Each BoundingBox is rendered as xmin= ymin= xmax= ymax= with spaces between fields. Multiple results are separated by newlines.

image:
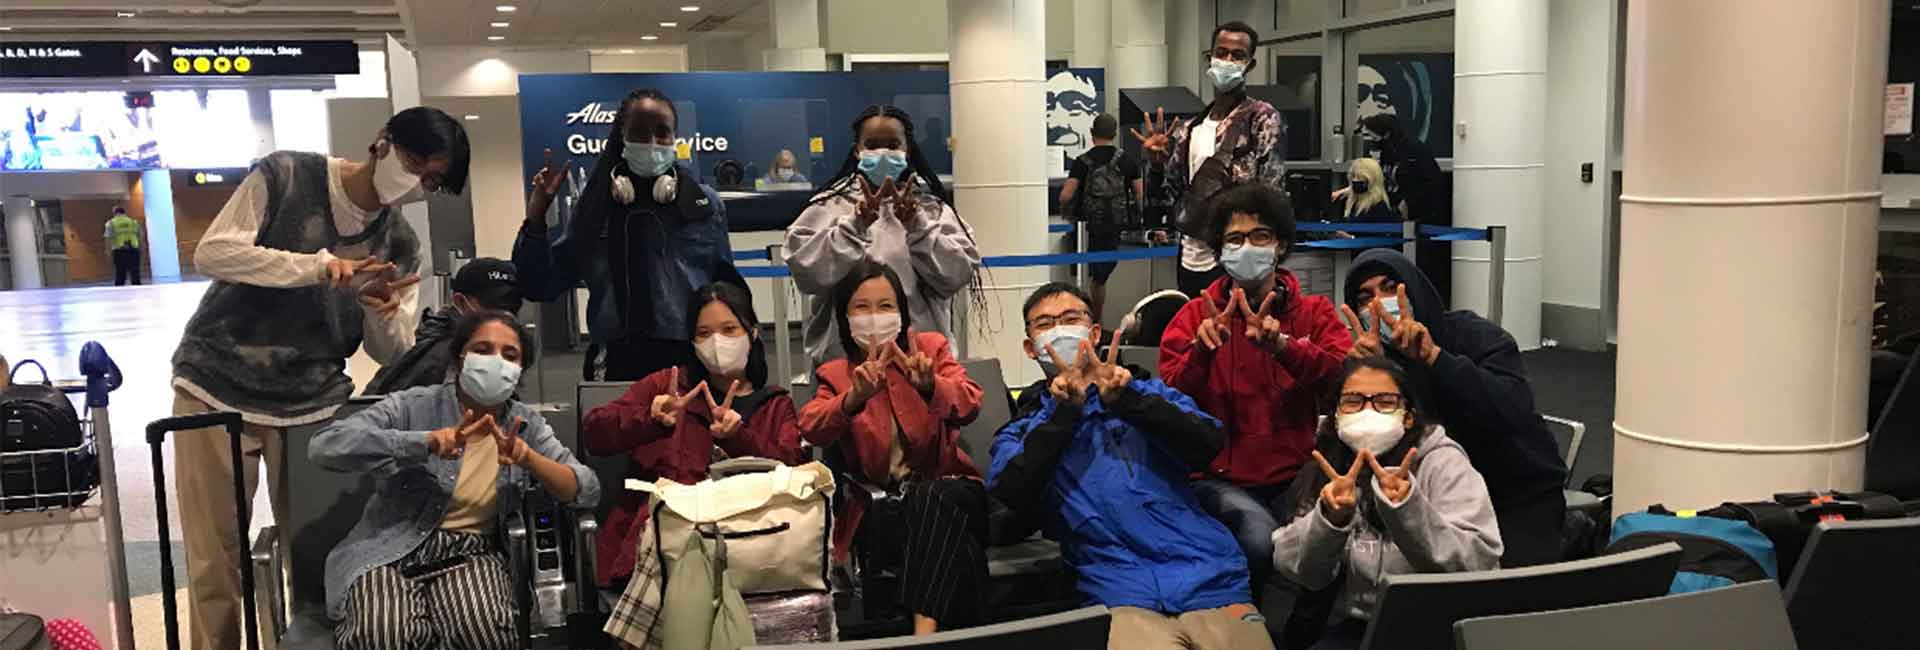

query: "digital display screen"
xmin=0 ymin=89 xmax=257 ymax=172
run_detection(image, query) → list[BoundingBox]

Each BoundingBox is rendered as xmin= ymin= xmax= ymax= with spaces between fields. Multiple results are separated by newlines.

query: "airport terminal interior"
xmin=0 ymin=0 xmax=1917 ymax=649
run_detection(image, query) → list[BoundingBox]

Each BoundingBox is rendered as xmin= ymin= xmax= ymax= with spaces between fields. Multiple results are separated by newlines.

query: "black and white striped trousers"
xmin=335 ymin=530 xmax=517 ymax=650
xmin=858 ymin=478 xmax=989 ymax=627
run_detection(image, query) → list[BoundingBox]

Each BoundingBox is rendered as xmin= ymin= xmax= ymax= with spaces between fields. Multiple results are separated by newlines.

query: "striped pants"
xmin=857 ymin=478 xmax=989 ymax=627
xmin=335 ymin=530 xmax=517 ymax=650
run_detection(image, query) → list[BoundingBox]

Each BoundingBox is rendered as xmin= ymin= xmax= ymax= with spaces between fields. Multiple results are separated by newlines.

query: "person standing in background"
xmin=1059 ymin=114 xmax=1144 ymax=322
xmin=105 ymin=206 xmax=142 ymax=286
xmin=168 ymin=106 xmax=467 ymax=650
xmin=1357 ymin=113 xmax=1449 ymax=299
xmin=1133 ymin=21 xmax=1287 ymax=298
xmin=363 ymin=257 xmax=524 ymax=396
xmin=1330 ymin=158 xmax=1400 ymax=223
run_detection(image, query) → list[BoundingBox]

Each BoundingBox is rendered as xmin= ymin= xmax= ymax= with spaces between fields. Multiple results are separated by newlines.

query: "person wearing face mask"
xmin=1331 ymin=158 xmax=1399 ymax=223
xmin=517 ymin=88 xmax=744 ymax=382
xmin=1272 ymin=357 xmax=1501 ymax=650
xmin=1131 ymin=20 xmax=1288 ymax=299
xmin=365 ymin=257 xmax=524 ymax=396
xmin=1156 ymin=183 xmax=1352 ymax=634
xmin=989 ymin=282 xmax=1273 ymax=650
xmin=795 ymin=260 xmax=987 ymax=635
xmin=763 ymin=148 xmax=811 ymax=186
xmin=1341 ymin=249 xmax=1566 ymax=568
xmin=786 ymin=104 xmax=985 ymax=365
xmin=581 ymin=281 xmax=805 ymax=595
xmin=310 ymin=311 xmax=600 ymax=650
xmin=166 ymin=105 xmax=467 ymax=650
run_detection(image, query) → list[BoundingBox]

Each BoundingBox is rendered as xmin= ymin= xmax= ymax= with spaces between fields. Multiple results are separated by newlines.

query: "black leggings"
xmin=857 ymin=478 xmax=989 ymax=626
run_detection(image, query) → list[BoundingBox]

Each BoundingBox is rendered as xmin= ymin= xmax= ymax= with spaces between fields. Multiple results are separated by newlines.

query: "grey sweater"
xmin=783 ymin=178 xmax=979 ymax=365
xmin=1271 ymin=426 xmax=1503 ymax=624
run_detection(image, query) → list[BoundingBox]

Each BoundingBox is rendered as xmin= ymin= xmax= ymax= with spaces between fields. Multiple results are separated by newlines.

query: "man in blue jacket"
xmin=989 ymin=282 xmax=1273 ymax=650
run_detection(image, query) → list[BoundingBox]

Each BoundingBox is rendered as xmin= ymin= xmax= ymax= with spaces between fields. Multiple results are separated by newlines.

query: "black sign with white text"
xmin=0 ymin=40 xmax=358 ymax=78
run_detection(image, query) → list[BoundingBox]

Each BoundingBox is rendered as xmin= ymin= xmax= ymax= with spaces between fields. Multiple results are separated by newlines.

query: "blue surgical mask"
xmin=1362 ymin=296 xmax=1402 ymax=339
xmin=622 ymin=141 xmax=676 ymax=177
xmin=459 ymin=352 xmax=522 ymax=407
xmin=1220 ymin=243 xmax=1278 ymax=286
xmin=857 ymin=148 xmax=909 ymax=186
xmin=1033 ymin=324 xmax=1091 ymax=377
xmin=1208 ymin=58 xmax=1247 ymax=92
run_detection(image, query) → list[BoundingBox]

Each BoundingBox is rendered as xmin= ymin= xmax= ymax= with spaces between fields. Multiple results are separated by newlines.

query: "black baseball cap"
xmin=452 ymin=258 xmax=522 ymax=312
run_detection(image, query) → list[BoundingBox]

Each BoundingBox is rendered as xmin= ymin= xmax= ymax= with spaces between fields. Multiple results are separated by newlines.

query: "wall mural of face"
xmin=1356 ymin=64 xmax=1396 ymax=123
xmin=1046 ymin=70 xmax=1099 ymax=159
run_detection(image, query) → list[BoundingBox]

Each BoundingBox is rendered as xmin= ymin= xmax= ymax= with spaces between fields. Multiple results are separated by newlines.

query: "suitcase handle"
xmin=145 ymin=411 xmax=244 ymax=444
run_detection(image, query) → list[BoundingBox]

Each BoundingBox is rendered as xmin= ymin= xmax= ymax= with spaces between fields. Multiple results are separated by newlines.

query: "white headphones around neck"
xmin=610 ymin=170 xmax=677 ymax=206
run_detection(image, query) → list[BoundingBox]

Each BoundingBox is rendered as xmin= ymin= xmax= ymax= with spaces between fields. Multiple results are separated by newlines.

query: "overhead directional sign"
xmin=0 ymin=40 xmax=358 ymax=78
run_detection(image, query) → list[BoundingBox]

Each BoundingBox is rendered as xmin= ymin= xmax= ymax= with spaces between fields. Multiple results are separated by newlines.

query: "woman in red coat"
xmin=582 ymin=281 xmax=805 ymax=592
xmin=797 ymin=259 xmax=986 ymax=635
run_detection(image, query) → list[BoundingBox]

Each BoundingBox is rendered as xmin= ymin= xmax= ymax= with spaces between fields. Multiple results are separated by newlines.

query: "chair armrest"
xmin=507 ymin=493 xmax=534 ymax=649
xmin=250 ymin=525 xmax=285 ymax=650
xmin=573 ymin=510 xmax=600 ymax=613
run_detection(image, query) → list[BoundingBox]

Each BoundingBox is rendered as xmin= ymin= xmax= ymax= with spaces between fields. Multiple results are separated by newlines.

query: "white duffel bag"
xmin=634 ymin=458 xmax=835 ymax=595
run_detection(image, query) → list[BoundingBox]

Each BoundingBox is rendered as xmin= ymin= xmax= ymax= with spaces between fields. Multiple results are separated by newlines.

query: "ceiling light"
xmin=0 ymin=26 xmax=12 ymax=31
xmin=487 ymin=35 xmax=505 ymax=41
xmin=490 ymin=21 xmax=509 ymax=27
xmin=659 ymin=21 xmax=678 ymax=27
xmin=680 ymin=5 xmax=700 ymax=11
xmin=495 ymin=5 xmax=515 ymax=11
xmin=463 ymin=114 xmax=480 ymax=121
xmin=641 ymin=34 xmax=659 ymax=41
xmin=117 ymin=11 xmax=136 ymax=17
xmin=618 ymin=49 xmax=635 ymax=54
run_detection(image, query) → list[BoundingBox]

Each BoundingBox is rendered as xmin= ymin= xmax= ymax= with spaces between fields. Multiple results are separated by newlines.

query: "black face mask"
xmin=1351 ymin=180 xmax=1371 ymax=194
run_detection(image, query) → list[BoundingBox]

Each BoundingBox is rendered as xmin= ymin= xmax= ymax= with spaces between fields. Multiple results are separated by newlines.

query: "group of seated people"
xmin=293 ymin=90 xmax=1564 ymax=650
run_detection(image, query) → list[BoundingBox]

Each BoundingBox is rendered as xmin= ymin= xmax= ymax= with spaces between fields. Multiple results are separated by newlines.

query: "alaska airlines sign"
xmin=560 ymin=102 xmax=730 ymax=157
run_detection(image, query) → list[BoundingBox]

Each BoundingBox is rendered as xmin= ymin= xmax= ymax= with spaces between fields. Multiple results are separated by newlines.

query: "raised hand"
xmin=427 ymin=408 xmax=484 ymax=458
xmin=1241 ymin=290 xmax=1289 ymax=352
xmin=1383 ymin=285 xmax=1441 ymax=365
xmin=1368 ymin=447 xmax=1419 ymax=505
xmin=526 ymin=148 xmax=573 ymax=223
xmin=1042 ymin=343 xmax=1089 ymax=407
xmin=1195 ymin=291 xmax=1236 ymax=352
xmin=706 ymin=380 xmax=744 ymax=439
xmin=854 ymin=176 xmax=886 ymax=229
xmin=1129 ymin=106 xmax=1174 ymax=161
xmin=1313 ymin=449 xmax=1369 ymax=527
xmin=845 ymin=350 xmax=891 ymax=414
xmin=891 ymin=342 xmax=935 ymax=394
xmin=496 ymin=415 xmax=531 ymax=466
xmin=327 ymin=256 xmax=395 ymax=290
xmin=1340 ymin=302 xmax=1385 ymax=360
xmin=358 ymin=273 xmax=422 ymax=318
xmin=1084 ymin=337 xmax=1133 ymax=403
xmin=886 ymin=176 xmax=921 ymax=229
xmin=650 ymin=368 xmax=706 ymax=429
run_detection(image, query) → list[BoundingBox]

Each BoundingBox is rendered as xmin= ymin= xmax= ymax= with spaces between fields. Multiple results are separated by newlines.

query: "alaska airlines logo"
xmin=562 ymin=102 xmax=730 ymax=157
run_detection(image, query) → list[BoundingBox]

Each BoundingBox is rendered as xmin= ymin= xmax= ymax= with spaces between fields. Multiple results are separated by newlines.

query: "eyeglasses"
xmin=1029 ymin=309 xmax=1091 ymax=333
xmin=1223 ymin=228 xmax=1278 ymax=248
xmin=1337 ymin=391 xmax=1404 ymax=415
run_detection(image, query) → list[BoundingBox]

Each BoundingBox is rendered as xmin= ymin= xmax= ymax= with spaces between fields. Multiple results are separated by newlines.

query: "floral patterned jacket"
xmin=1159 ymin=96 xmax=1289 ymax=218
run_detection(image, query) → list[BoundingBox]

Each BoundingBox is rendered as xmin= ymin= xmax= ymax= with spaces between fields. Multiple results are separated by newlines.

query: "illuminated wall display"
xmin=0 ymin=40 xmax=358 ymax=78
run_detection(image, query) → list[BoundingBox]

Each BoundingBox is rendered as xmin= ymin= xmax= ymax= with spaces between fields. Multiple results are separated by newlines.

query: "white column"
xmin=1069 ymin=0 xmax=1109 ymax=69
xmin=1611 ymin=0 xmax=1887 ymax=515
xmin=1109 ymin=0 xmax=1167 ymax=94
xmin=764 ymin=0 xmax=828 ymax=71
xmin=138 ymin=169 xmax=182 ymax=282
xmin=950 ymin=0 xmax=1049 ymax=385
xmin=4 ymin=195 xmax=41 ymax=289
xmin=1452 ymin=0 xmax=1546 ymax=349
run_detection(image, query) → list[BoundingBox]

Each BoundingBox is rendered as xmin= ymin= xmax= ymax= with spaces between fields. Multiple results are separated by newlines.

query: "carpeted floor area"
xmin=1522 ymin=346 xmax=1617 ymax=487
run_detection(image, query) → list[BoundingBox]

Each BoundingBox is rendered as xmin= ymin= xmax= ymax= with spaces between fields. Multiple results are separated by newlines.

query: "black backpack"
xmin=1 ymin=360 xmax=94 ymax=511
xmin=1077 ymin=152 xmax=1131 ymax=225
xmin=1703 ymin=491 xmax=1917 ymax=580
xmin=1 ymin=361 xmax=82 ymax=451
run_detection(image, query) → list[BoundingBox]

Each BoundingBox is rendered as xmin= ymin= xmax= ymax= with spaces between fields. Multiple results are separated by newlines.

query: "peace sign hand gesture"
xmin=1129 ymin=106 xmax=1174 ymax=161
xmin=1340 ymin=302 xmax=1386 ymax=361
xmin=854 ymin=176 xmax=898 ymax=230
xmin=1367 ymin=447 xmax=1419 ymax=506
xmin=1382 ymin=285 xmax=1442 ymax=366
xmin=890 ymin=342 xmax=936 ymax=395
xmin=705 ymin=380 xmax=744 ymax=439
xmin=845 ymin=347 xmax=892 ymax=414
xmin=1042 ymin=342 xmax=1092 ymax=407
xmin=650 ymin=368 xmax=708 ymax=429
xmin=1313 ymin=449 xmax=1370 ymax=527
xmin=1238 ymin=288 xmax=1290 ymax=353
xmin=1195 ymin=291 xmax=1237 ymax=352
xmin=526 ymin=148 xmax=573 ymax=222
xmin=428 ymin=408 xmax=486 ymax=458
xmin=1084 ymin=337 xmax=1133 ymax=403
xmin=496 ymin=415 xmax=531 ymax=466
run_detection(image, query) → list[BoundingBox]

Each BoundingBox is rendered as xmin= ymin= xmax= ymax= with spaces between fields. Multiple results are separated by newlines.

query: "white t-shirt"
xmin=1181 ymin=116 xmax=1223 ymax=272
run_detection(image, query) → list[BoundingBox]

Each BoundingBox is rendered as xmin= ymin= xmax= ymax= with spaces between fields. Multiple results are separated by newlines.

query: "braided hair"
xmin=809 ymin=104 xmax=990 ymax=337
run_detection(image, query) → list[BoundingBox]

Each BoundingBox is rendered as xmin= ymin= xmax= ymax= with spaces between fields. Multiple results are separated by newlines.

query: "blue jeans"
xmin=1193 ymin=480 xmax=1293 ymax=643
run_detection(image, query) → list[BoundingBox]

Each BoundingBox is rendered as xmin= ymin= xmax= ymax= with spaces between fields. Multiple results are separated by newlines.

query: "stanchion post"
xmin=1488 ymin=225 xmax=1507 ymax=326
xmin=1074 ymin=223 xmax=1087 ymax=286
xmin=1401 ymin=220 xmax=1417 ymax=263
xmin=769 ymin=244 xmax=794 ymax=387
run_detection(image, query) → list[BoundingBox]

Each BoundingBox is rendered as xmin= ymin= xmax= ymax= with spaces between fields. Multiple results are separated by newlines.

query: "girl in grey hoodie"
xmin=1272 ymin=356 xmax=1503 ymax=648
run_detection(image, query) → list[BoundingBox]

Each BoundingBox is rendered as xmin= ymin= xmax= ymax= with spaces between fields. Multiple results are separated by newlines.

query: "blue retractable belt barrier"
xmin=732 ymin=249 xmax=772 ymax=261
xmin=1419 ymin=225 xmax=1493 ymax=241
xmin=1294 ymin=221 xmax=1406 ymax=234
xmin=1298 ymin=237 xmax=1408 ymax=250
xmin=1049 ymin=223 xmax=1074 ymax=233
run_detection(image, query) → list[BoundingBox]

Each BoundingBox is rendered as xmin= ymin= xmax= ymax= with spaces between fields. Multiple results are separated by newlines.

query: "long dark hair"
xmin=832 ymin=259 xmax=914 ymax=364
xmin=573 ymin=88 xmax=679 ymax=262
xmin=444 ymin=309 xmax=538 ymax=381
xmin=1285 ymin=356 xmax=1429 ymax=527
xmin=808 ymin=104 xmax=989 ymax=332
xmin=684 ymin=281 xmax=769 ymax=390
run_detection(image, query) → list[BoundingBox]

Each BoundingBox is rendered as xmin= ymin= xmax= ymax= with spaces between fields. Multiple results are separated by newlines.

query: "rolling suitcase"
xmin=146 ymin=411 xmax=260 ymax=650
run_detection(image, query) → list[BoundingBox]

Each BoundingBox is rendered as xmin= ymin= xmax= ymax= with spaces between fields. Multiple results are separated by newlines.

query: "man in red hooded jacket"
xmin=1158 ymin=183 xmax=1352 ymax=615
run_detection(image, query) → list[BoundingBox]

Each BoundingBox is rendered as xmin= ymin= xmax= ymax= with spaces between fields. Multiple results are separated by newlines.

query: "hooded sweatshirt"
xmin=1272 ymin=425 xmax=1503 ymax=624
xmin=1342 ymin=249 xmax=1567 ymax=564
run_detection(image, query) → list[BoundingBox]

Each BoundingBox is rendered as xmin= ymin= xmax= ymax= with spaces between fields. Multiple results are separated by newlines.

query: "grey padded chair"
xmin=1357 ymin=542 xmax=1684 ymax=650
xmin=745 ymin=604 xmax=1110 ymax=650
xmin=1541 ymin=414 xmax=1601 ymax=512
xmin=954 ymin=357 xmax=1063 ymax=580
xmin=1782 ymin=518 xmax=1920 ymax=650
xmin=1452 ymin=580 xmax=1796 ymax=650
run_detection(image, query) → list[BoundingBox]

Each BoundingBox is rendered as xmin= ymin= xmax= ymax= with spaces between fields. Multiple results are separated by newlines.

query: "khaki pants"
xmin=172 ymin=388 xmax=290 ymax=650
xmin=1108 ymin=604 xmax=1275 ymax=650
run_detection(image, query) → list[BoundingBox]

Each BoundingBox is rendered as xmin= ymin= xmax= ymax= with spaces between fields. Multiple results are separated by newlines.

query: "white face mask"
xmin=373 ymin=144 xmax=426 ymax=207
xmin=696 ymin=333 xmax=751 ymax=377
xmin=848 ymin=312 xmax=902 ymax=350
xmin=1336 ymin=408 xmax=1406 ymax=456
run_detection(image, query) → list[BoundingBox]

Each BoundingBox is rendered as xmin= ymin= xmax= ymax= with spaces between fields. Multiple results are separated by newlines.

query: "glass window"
xmin=1346 ymin=16 xmax=1454 ymax=158
xmin=1268 ymin=38 xmax=1323 ymax=161
xmin=1278 ymin=0 xmax=1328 ymax=31
xmin=1345 ymin=0 xmax=1404 ymax=17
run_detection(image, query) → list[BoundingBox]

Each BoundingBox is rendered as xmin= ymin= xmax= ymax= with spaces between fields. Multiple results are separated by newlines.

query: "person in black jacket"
xmin=1339 ymin=249 xmax=1567 ymax=567
xmin=1358 ymin=114 xmax=1449 ymax=298
xmin=364 ymin=257 xmax=524 ymax=396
